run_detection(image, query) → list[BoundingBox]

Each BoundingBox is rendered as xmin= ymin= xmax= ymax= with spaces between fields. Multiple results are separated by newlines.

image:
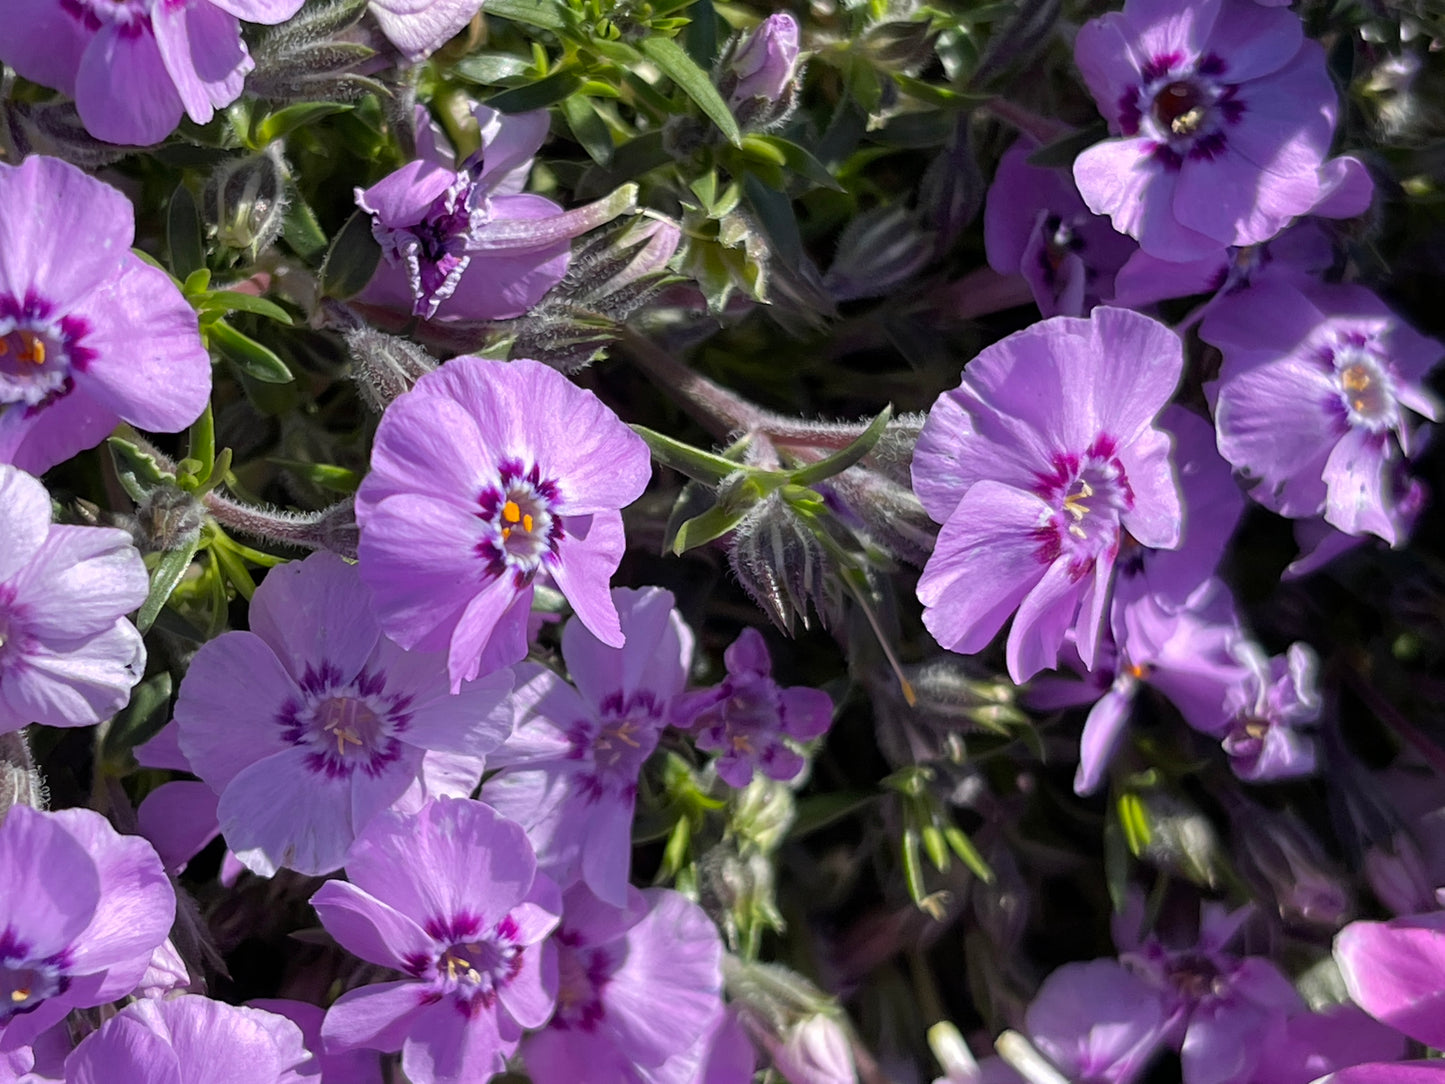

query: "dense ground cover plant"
xmin=1 ymin=0 xmax=1444 ymax=1080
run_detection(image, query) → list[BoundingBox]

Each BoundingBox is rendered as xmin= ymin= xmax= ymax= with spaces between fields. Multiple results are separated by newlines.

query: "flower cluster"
xmin=4 ymin=1 xmax=1445 ymax=1084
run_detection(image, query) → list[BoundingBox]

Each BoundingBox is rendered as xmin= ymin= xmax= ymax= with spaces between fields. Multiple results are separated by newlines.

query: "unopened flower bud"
xmin=343 ymin=326 xmax=438 ymax=412
xmin=204 ymin=145 xmax=289 ymax=259
xmin=729 ymin=13 xmax=801 ymax=106
xmin=136 ymin=485 xmax=206 ymax=554
xmin=0 ymin=731 xmax=47 ymax=817
xmin=768 ymin=1014 xmax=858 ymax=1084
xmin=726 ymin=958 xmax=857 ymax=1084
xmin=729 ymin=493 xmax=835 ymax=635
xmin=1235 ymin=806 xmax=1350 ymax=928
xmin=731 ymin=775 xmax=797 ymax=854
xmin=824 ymin=206 xmax=934 ymax=302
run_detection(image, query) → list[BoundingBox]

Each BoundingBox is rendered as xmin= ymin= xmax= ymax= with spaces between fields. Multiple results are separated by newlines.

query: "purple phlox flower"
xmin=1019 ymin=958 xmax=1167 ymax=1084
xmin=1203 ymin=278 xmax=1442 ymax=546
xmin=728 ymin=13 xmax=802 ymax=104
xmin=1042 ymin=576 xmax=1249 ymax=795
xmin=1212 ymin=641 xmax=1320 ymax=782
xmin=483 ymin=587 xmax=691 ymax=905
xmin=0 ymin=156 xmax=210 ymax=474
xmin=1335 ymin=907 xmax=1445 ymax=1051
xmin=0 ymin=464 xmax=147 ymax=732
xmin=521 ymin=884 xmax=724 ymax=1084
xmin=355 ymin=357 xmax=651 ymax=691
xmin=1115 ymin=897 xmax=1304 ymax=1084
xmin=1111 ymin=405 xmax=1245 ymax=612
xmin=0 ymin=806 xmax=174 ymax=1053
xmin=1283 ymin=453 xmax=1430 ymax=580
xmin=369 ymin=0 xmax=484 ymax=62
xmin=984 ymin=138 xmax=1136 ymax=318
xmin=0 ymin=0 xmax=303 ymax=145
xmin=357 ymin=104 xmax=632 ymax=322
xmin=64 ymin=995 xmax=314 ymax=1084
xmin=1313 ymin=1064 xmax=1445 ymax=1084
xmin=251 ymin=999 xmax=384 ymax=1084
xmin=0 ymin=1020 xmax=67 ymax=1084
xmin=912 ymin=307 xmax=1184 ymax=682
xmin=311 ymin=797 xmax=561 ymax=1084
xmin=174 ymin=551 xmax=514 ymax=877
xmin=1111 ymin=155 xmax=1373 ymax=307
xmin=672 ymin=627 xmax=832 ymax=788
xmin=1073 ymin=0 xmax=1346 ymax=260
xmin=1245 ymin=1004 xmax=1407 ymax=1084
xmin=699 ymin=1009 xmax=758 ymax=1084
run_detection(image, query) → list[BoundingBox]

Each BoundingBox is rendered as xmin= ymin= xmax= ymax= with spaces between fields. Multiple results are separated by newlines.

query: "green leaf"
xmin=281 ymin=185 xmax=329 ymax=262
xmin=1025 ymin=122 xmax=1109 ymax=168
xmin=670 ymin=500 xmax=750 ymax=555
xmin=632 ymin=425 xmax=749 ymax=485
xmin=561 ymin=95 xmax=614 ymax=166
xmin=901 ymin=827 xmax=927 ymax=904
xmin=136 ymin=539 xmax=202 ymax=634
xmin=103 ymin=672 xmax=174 ymax=760
xmin=740 ymin=135 xmax=845 ymax=191
xmin=253 ymin=102 xmax=353 ymax=146
xmin=210 ymin=539 xmax=258 ymax=601
xmin=788 ymin=405 xmax=893 ymax=485
xmin=452 ymin=53 xmax=535 ymax=85
xmin=268 ymin=457 xmax=362 ymax=494
xmin=108 ymin=436 xmax=175 ymax=503
xmin=485 ymin=70 xmax=585 ymax=113
xmin=197 ymin=290 xmax=293 ymax=325
xmin=944 ymin=825 xmax=995 ymax=883
xmin=892 ymin=74 xmax=992 ymax=108
xmin=484 ymin=0 xmax=566 ymax=30
xmin=635 ymin=36 xmax=742 ymax=147
xmin=209 ymin=320 xmax=294 ymax=384
xmin=166 ymin=184 xmax=206 ymax=281
xmin=319 ymin=209 xmax=382 ymax=300
xmin=789 ymin=791 xmax=876 ymax=838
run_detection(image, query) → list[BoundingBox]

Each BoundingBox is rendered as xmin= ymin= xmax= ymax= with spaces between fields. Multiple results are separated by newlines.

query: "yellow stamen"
xmin=10 ymin=989 xmax=29 ymax=1003
xmin=503 ymin=500 xmax=521 ymax=524
xmin=501 ymin=527 xmax=511 ymax=541
xmin=1171 ymin=107 xmax=1205 ymax=136
xmin=1341 ymin=366 xmax=1370 ymax=392
xmin=731 ymin=733 xmax=753 ymax=754
xmin=522 ymin=513 xmax=534 ymax=533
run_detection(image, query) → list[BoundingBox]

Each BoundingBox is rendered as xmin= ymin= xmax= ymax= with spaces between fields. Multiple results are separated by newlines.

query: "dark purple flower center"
xmin=278 ymin=663 xmax=412 ymax=780
xmin=373 ymin=168 xmax=494 ymax=319
xmin=1164 ymin=951 xmax=1228 ymax=1004
xmin=552 ymin=939 xmax=614 ymax=1031
xmin=1030 ymin=439 xmax=1135 ymax=576
xmin=60 ymin=0 xmax=175 ymax=34
xmin=1118 ymin=53 xmax=1244 ymax=170
xmin=476 ymin=460 xmax=565 ymax=585
xmin=569 ymin=689 xmax=664 ymax=800
xmin=0 ymin=930 xmax=67 ymax=1024
xmin=419 ymin=913 xmax=524 ymax=1016
xmin=0 ymin=294 xmax=92 ymax=410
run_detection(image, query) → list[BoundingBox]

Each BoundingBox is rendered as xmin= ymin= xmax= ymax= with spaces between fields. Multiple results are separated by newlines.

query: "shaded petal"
xmin=1074 ymin=139 xmax=1221 ymax=260
xmin=370 ymin=0 xmax=484 ymax=61
xmin=248 ymin=552 xmax=382 ymax=686
xmin=219 ymin=749 xmax=355 ymax=877
xmin=0 ymin=805 xmax=98 ymax=958
xmin=564 ymin=587 xmax=691 ymax=708
xmin=310 ymin=881 xmax=433 ymax=971
xmin=137 ymin=781 xmax=221 ymax=874
xmin=0 ymin=0 xmax=86 ymax=98
xmin=387 ymin=656 xmax=514 ymax=756
xmin=0 ymin=383 xmax=119 ymax=476
xmin=582 ymin=794 xmax=637 ymax=907
xmin=1008 ymin=555 xmax=1089 ymax=683
xmin=74 ymin=24 xmax=185 ymax=145
xmin=8 ymin=524 xmax=147 ymax=639
xmin=152 ymin=0 xmax=249 ymax=125
xmin=321 ymin=981 xmax=428 ymax=1054
xmin=1323 ymin=427 xmax=1396 ymax=543
xmin=1075 ymin=684 xmax=1135 ymax=795
xmin=496 ymin=939 xmax=557 ymax=1030
xmin=175 ymin=632 xmax=299 ymax=791
xmin=0 ymin=465 xmax=49 ymax=584
xmin=355 ymin=382 xmax=492 ymax=518
xmin=402 ymin=992 xmax=507 ymax=1083
xmin=0 ymin=619 xmax=145 ymax=729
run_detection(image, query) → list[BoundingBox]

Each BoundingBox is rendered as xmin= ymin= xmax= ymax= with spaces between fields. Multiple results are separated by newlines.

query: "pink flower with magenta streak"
xmin=912 ymin=307 xmax=1183 ymax=683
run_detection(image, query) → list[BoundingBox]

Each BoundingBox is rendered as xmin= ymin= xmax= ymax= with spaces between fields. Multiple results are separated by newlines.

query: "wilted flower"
xmin=312 ymin=798 xmax=561 ymax=1084
xmin=65 ymin=995 xmax=312 ymax=1084
xmin=355 ymin=357 xmax=650 ymax=690
xmin=0 ymin=464 xmax=147 ymax=733
xmin=174 ymin=551 xmax=513 ymax=876
xmin=484 ymin=588 xmax=692 ymax=905
xmin=0 ymin=156 xmax=210 ymax=474
xmin=912 ymin=307 xmax=1183 ymax=682
xmin=0 ymin=0 xmax=304 ymax=145
xmin=0 ymin=806 xmax=174 ymax=1051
